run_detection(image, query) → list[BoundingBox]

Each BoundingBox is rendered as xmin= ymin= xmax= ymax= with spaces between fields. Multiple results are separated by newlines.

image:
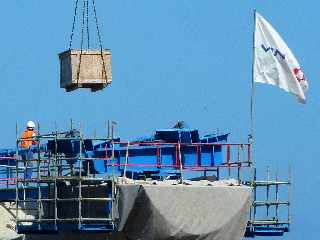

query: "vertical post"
xmin=253 ymin=167 xmax=257 ymax=222
xmin=111 ymin=121 xmax=116 ymax=140
xmin=54 ymin=130 xmax=58 ymax=231
xmin=78 ymin=122 xmax=83 ymax=230
xmin=266 ymin=166 xmax=270 ymax=217
xmin=249 ymin=12 xmax=257 ymax=204
xmin=156 ymin=145 xmax=161 ymax=168
xmin=226 ymin=145 xmax=231 ymax=178
xmin=178 ymin=143 xmax=183 ymax=183
xmin=111 ymin=141 xmax=115 ymax=224
xmin=37 ymin=122 xmax=41 ymax=231
xmin=6 ymin=162 xmax=9 ymax=189
xmin=70 ymin=118 xmax=74 ymax=131
xmin=93 ymin=129 xmax=97 ymax=139
xmin=196 ymin=145 xmax=201 ymax=167
xmin=123 ymin=141 xmax=130 ymax=183
xmin=111 ymin=123 xmax=114 ymax=140
xmin=54 ymin=121 xmax=57 ymax=134
xmin=15 ymin=122 xmax=19 ymax=230
xmin=174 ymin=145 xmax=178 ymax=168
xmin=275 ymin=169 xmax=279 ymax=220
xmin=249 ymin=19 xmax=256 ymax=231
xmin=237 ymin=145 xmax=240 ymax=185
xmin=249 ymin=10 xmax=257 ymax=145
xmin=249 ymin=166 xmax=254 ymax=227
xmin=288 ymin=163 xmax=292 ymax=227
xmin=248 ymin=144 xmax=252 ymax=166
xmin=248 ymin=143 xmax=254 ymax=226
xmin=107 ymin=120 xmax=110 ymax=138
xmin=210 ymin=144 xmax=214 ymax=167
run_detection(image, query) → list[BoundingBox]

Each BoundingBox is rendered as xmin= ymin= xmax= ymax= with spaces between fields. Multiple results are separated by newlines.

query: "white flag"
xmin=254 ymin=12 xmax=308 ymax=103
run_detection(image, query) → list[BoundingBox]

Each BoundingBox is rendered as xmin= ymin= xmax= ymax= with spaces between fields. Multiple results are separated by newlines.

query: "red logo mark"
xmin=293 ymin=68 xmax=305 ymax=82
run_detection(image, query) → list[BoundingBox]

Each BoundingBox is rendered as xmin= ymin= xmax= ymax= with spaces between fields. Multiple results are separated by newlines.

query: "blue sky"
xmin=0 ymin=1 xmax=318 ymax=239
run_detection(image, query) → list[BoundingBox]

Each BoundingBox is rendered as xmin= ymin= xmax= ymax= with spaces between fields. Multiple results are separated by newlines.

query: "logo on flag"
xmin=293 ymin=68 xmax=304 ymax=82
xmin=293 ymin=67 xmax=308 ymax=90
xmin=261 ymin=44 xmax=285 ymax=60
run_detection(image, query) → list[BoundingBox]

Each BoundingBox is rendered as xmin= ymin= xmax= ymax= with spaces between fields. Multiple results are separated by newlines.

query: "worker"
xmin=21 ymin=121 xmax=37 ymax=148
xmin=21 ymin=121 xmax=37 ymax=179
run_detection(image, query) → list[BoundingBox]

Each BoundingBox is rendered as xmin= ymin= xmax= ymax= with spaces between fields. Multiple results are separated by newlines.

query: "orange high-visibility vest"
xmin=21 ymin=130 xmax=36 ymax=149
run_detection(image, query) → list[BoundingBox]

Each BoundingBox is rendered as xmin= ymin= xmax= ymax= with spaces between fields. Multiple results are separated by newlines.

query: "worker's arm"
xmin=32 ymin=131 xmax=38 ymax=145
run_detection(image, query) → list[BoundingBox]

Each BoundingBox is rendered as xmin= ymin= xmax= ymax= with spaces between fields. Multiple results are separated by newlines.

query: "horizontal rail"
xmin=17 ymin=199 xmax=54 ymax=202
xmin=110 ymin=141 xmax=250 ymax=147
xmin=16 ymin=176 xmax=107 ymax=182
xmin=254 ymin=181 xmax=290 ymax=186
xmin=0 ymin=157 xmax=16 ymax=160
xmin=248 ymin=220 xmax=290 ymax=226
xmin=17 ymin=198 xmax=112 ymax=202
xmin=81 ymin=218 xmax=113 ymax=221
xmin=55 ymin=198 xmax=112 ymax=201
xmin=253 ymin=201 xmax=290 ymax=207
xmin=17 ymin=218 xmax=113 ymax=223
xmin=16 ymin=208 xmax=39 ymax=211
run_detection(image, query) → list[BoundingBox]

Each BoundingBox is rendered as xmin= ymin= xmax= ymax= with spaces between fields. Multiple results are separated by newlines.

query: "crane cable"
xmin=68 ymin=0 xmax=108 ymax=84
xmin=77 ymin=0 xmax=87 ymax=84
xmin=86 ymin=0 xmax=90 ymax=49
xmin=92 ymin=0 xmax=108 ymax=83
xmin=69 ymin=0 xmax=79 ymax=50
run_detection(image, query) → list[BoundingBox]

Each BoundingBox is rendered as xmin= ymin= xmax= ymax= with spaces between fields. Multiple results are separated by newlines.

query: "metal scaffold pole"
xmin=111 ymin=140 xmax=115 ymax=227
xmin=54 ymin=130 xmax=58 ymax=231
xmin=15 ymin=122 xmax=19 ymax=230
xmin=288 ymin=164 xmax=292 ymax=229
xmin=78 ymin=122 xmax=83 ymax=230
xmin=37 ymin=122 xmax=41 ymax=231
xmin=178 ymin=142 xmax=183 ymax=183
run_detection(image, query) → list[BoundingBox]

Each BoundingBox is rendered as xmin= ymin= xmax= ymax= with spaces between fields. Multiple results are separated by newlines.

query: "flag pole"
xmin=249 ymin=9 xmax=257 ymax=145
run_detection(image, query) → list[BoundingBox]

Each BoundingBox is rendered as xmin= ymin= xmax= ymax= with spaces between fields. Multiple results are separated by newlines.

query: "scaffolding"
xmin=246 ymin=167 xmax=291 ymax=237
xmin=0 ymin=123 xmax=291 ymax=236
xmin=14 ymin=127 xmax=116 ymax=233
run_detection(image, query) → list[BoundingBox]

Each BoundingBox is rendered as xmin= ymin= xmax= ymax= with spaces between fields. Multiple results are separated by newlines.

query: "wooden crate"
xmin=59 ymin=49 xmax=112 ymax=92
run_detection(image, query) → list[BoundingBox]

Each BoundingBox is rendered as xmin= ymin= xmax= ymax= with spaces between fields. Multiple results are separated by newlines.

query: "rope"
xmin=92 ymin=0 xmax=103 ymax=53
xmin=69 ymin=0 xmax=108 ymax=84
xmin=69 ymin=0 xmax=80 ymax=50
xmin=80 ymin=0 xmax=86 ymax=52
xmin=76 ymin=0 xmax=87 ymax=84
xmin=92 ymin=0 xmax=108 ymax=82
xmin=86 ymin=0 xmax=90 ymax=49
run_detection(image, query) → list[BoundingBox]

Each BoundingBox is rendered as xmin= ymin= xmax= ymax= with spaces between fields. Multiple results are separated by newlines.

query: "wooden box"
xmin=59 ymin=49 xmax=112 ymax=92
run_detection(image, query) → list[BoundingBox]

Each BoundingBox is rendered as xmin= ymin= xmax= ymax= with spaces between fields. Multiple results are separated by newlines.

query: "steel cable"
xmin=69 ymin=0 xmax=80 ymax=50
xmin=92 ymin=0 xmax=108 ymax=82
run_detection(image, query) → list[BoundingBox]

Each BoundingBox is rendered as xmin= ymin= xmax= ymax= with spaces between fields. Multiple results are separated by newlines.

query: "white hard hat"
xmin=27 ymin=121 xmax=36 ymax=129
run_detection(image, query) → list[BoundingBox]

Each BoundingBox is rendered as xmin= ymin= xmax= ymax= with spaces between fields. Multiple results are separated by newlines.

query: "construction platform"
xmin=0 ymin=126 xmax=291 ymax=238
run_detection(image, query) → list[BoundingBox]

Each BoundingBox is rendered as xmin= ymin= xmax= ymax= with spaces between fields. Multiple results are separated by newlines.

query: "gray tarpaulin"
xmin=117 ymin=182 xmax=251 ymax=240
